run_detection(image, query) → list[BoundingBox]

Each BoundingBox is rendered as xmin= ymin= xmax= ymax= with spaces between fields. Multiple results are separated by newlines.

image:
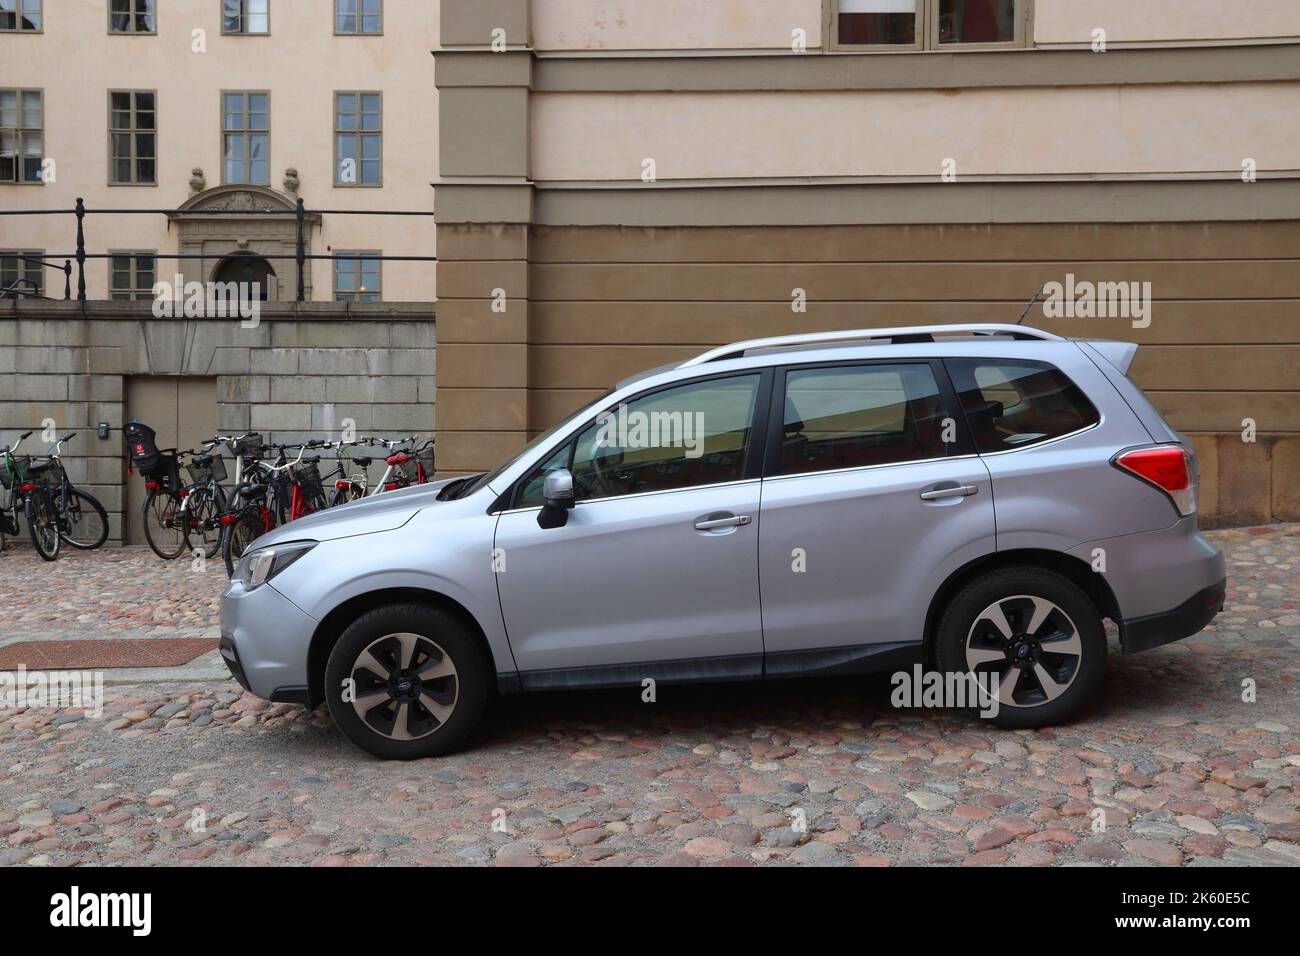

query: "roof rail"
xmin=680 ymin=324 xmax=1063 ymax=368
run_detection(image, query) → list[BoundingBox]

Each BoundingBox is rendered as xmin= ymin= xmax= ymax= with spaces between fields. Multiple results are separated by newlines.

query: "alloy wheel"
xmin=349 ymin=633 xmax=458 ymax=741
xmin=964 ymin=594 xmax=1083 ymax=708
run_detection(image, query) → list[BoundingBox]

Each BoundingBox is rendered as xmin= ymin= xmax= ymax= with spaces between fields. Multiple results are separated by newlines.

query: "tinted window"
xmin=779 ymin=363 xmax=950 ymax=476
xmin=946 ymin=359 xmax=1099 ymax=452
xmin=518 ymin=374 xmax=761 ymax=505
xmin=515 ymin=444 xmax=571 ymax=509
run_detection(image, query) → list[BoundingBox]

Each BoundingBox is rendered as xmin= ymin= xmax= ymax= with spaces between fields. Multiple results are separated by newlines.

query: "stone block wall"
xmin=0 ymin=299 xmax=435 ymax=546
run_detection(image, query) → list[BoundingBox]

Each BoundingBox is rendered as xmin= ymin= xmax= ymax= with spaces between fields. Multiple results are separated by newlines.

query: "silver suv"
xmin=220 ymin=324 xmax=1226 ymax=759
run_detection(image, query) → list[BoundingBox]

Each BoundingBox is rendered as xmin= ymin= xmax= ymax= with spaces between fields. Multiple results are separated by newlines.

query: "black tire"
xmin=222 ymin=512 xmax=265 ymax=578
xmin=324 ymin=603 xmax=490 ymax=760
xmin=184 ymin=487 xmax=222 ymax=560
xmin=25 ymin=491 xmax=61 ymax=561
xmin=143 ymin=488 xmax=187 ymax=559
xmin=935 ymin=566 xmax=1107 ymax=730
xmin=60 ymin=488 xmax=109 ymax=550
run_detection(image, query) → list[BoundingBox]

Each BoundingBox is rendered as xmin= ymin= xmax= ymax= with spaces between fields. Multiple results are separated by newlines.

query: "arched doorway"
xmin=212 ymin=253 xmax=275 ymax=301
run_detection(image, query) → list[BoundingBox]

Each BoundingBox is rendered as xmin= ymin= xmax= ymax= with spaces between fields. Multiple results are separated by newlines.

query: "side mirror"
xmin=537 ymin=468 xmax=575 ymax=529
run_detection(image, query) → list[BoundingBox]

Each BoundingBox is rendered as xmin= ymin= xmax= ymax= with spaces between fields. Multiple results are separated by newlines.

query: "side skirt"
xmin=499 ymin=641 xmax=925 ymax=695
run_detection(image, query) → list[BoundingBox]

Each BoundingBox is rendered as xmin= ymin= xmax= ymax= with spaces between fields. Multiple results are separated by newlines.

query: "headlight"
xmin=237 ymin=541 xmax=316 ymax=590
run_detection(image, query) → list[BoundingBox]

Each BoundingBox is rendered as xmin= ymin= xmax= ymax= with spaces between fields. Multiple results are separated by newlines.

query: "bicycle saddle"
xmin=237 ymin=482 xmax=266 ymax=498
xmin=353 ymin=456 xmax=373 ymax=467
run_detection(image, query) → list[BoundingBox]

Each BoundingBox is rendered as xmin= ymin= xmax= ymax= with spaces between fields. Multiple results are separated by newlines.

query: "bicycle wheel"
xmin=143 ymin=488 xmax=187 ymax=560
xmin=222 ymin=512 xmax=265 ymax=578
xmin=185 ymin=487 xmax=222 ymax=560
xmin=60 ymin=488 xmax=110 ymax=550
xmin=329 ymin=483 xmax=363 ymax=508
xmin=26 ymin=490 xmax=61 ymax=561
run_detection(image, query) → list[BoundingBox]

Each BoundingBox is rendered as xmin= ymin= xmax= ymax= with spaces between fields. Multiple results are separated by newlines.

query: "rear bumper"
xmin=1121 ymin=577 xmax=1226 ymax=654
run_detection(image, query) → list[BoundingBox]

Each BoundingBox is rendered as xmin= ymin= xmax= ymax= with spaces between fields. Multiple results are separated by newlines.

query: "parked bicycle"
xmin=221 ymin=442 xmax=317 ymax=576
xmin=45 ymin=432 xmax=110 ymax=551
xmin=0 ymin=430 xmax=59 ymax=560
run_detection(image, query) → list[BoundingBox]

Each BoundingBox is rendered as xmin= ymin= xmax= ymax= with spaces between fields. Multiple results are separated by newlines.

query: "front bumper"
xmin=219 ymin=579 xmax=317 ymax=702
xmin=1121 ymin=577 xmax=1227 ymax=654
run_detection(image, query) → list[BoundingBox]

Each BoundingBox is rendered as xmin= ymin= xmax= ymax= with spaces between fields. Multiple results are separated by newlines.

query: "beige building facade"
xmin=2 ymin=0 xmax=439 ymax=301
xmin=434 ymin=0 xmax=1300 ymax=527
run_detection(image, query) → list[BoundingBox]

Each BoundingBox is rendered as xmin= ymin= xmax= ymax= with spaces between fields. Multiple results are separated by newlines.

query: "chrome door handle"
xmin=919 ymin=485 xmax=979 ymax=501
xmin=694 ymin=514 xmax=752 ymax=530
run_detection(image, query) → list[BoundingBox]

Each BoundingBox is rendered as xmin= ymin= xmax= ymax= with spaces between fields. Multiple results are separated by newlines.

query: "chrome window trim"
xmin=763 ymin=453 xmax=980 ymax=485
xmin=968 ymin=418 xmax=1103 ymax=457
xmin=493 ymin=476 xmax=761 ymax=516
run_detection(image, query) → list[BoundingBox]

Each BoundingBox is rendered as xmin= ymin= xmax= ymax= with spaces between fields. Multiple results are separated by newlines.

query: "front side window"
xmin=946 ymin=359 xmax=1099 ymax=452
xmin=109 ymin=252 xmax=156 ymax=300
xmin=0 ymin=0 xmax=41 ymax=31
xmin=334 ymin=92 xmax=381 ymax=185
xmin=336 ymin=0 xmax=381 ymax=34
xmin=518 ymin=374 xmax=762 ymax=506
xmin=333 ymin=252 xmax=381 ymax=301
xmin=779 ymin=363 xmax=950 ymax=475
xmin=0 ymin=89 xmax=43 ymax=183
xmin=223 ymin=91 xmax=269 ymax=184
xmin=837 ymin=0 xmax=1021 ymax=50
xmin=223 ymin=0 xmax=268 ymax=34
xmin=109 ymin=90 xmax=156 ymax=184
xmin=110 ymin=0 xmax=156 ymax=33
xmin=0 ymin=250 xmax=43 ymax=296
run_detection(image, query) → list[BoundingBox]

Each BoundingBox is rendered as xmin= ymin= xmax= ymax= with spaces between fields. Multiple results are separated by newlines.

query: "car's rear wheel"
xmin=935 ymin=566 xmax=1106 ymax=729
xmin=324 ymin=603 xmax=490 ymax=759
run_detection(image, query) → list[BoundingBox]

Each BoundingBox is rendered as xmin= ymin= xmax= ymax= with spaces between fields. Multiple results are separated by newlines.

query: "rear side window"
xmin=778 ymin=363 xmax=950 ymax=475
xmin=946 ymin=359 xmax=1099 ymax=452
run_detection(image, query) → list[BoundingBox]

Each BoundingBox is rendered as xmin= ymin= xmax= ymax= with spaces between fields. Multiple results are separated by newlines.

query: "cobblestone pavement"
xmin=0 ymin=527 xmax=1296 ymax=867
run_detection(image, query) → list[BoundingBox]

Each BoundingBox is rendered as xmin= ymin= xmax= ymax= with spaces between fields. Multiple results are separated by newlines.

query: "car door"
xmin=757 ymin=360 xmax=996 ymax=670
xmin=494 ymin=370 xmax=770 ymax=685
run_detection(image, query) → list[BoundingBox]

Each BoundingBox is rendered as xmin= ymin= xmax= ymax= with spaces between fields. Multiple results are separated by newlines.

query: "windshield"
xmin=451 ymin=392 xmax=611 ymax=499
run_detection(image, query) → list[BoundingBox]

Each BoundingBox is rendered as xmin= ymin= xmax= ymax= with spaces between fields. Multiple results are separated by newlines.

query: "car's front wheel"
xmin=935 ymin=567 xmax=1107 ymax=729
xmin=324 ymin=603 xmax=490 ymax=759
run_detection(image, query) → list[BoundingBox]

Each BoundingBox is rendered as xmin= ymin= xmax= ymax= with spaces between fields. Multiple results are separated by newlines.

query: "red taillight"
xmin=219 ymin=514 xmax=239 ymax=526
xmin=335 ymin=480 xmax=351 ymax=490
xmin=178 ymin=489 xmax=189 ymax=498
xmin=145 ymin=481 xmax=159 ymax=491
xmin=18 ymin=482 xmax=36 ymax=493
xmin=384 ymin=482 xmax=399 ymax=490
xmin=1114 ymin=445 xmax=1196 ymax=516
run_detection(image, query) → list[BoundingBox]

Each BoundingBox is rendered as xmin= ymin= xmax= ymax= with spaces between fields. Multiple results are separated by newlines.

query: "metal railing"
xmin=0 ymin=254 xmax=73 ymax=300
xmin=0 ymin=197 xmax=436 ymax=302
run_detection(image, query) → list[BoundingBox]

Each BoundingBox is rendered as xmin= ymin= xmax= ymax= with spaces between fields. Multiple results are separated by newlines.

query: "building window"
xmin=110 ymin=91 xmax=157 ymax=184
xmin=110 ymin=0 xmax=155 ymax=33
xmin=0 ymin=0 xmax=41 ymax=32
xmin=0 ymin=89 xmax=43 ymax=184
xmin=836 ymin=0 xmax=1024 ymax=50
xmin=0 ymin=250 xmax=43 ymax=297
xmin=334 ymin=252 xmax=381 ymax=301
xmin=334 ymin=92 xmax=381 ymax=186
xmin=109 ymin=252 xmax=156 ymax=300
xmin=336 ymin=0 xmax=381 ymax=34
xmin=222 ymin=92 xmax=269 ymax=185
xmin=222 ymin=0 xmax=268 ymax=35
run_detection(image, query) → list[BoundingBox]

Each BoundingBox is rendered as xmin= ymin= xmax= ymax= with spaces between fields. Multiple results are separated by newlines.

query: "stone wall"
xmin=0 ymin=299 xmax=435 ymax=546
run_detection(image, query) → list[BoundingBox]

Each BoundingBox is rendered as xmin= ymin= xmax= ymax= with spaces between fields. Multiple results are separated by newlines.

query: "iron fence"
xmin=0 ymin=197 xmax=436 ymax=302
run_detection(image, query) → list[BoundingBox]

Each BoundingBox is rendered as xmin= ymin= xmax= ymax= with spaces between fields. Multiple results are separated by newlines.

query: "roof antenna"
xmin=1017 ymin=284 xmax=1046 ymax=325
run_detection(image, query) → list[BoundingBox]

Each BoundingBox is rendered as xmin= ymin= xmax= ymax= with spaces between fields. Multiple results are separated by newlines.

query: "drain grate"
xmin=0 ymin=638 xmax=217 ymax=670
